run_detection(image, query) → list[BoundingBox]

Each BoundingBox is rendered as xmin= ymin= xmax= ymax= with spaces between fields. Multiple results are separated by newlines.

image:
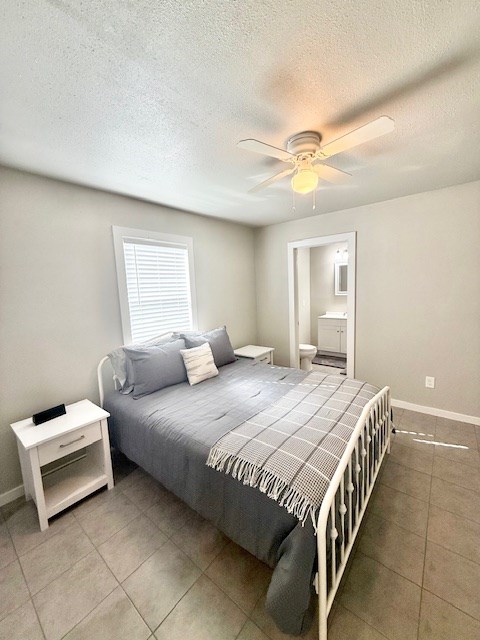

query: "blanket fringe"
xmin=206 ymin=448 xmax=319 ymax=533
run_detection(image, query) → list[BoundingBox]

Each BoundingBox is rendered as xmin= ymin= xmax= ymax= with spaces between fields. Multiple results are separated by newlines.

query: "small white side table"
xmin=234 ymin=345 xmax=275 ymax=365
xmin=11 ymin=399 xmax=114 ymax=531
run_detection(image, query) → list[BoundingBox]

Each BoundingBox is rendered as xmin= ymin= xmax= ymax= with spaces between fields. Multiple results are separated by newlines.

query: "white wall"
xmin=255 ymin=181 xmax=480 ymax=417
xmin=0 ymin=167 xmax=257 ymax=496
xmin=310 ymin=242 xmax=347 ymax=344
xmin=296 ymin=247 xmax=311 ymax=344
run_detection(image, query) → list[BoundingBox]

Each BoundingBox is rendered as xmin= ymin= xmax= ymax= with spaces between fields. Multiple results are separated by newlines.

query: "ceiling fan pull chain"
xmin=292 ymin=189 xmax=296 ymax=213
xmin=313 ymin=188 xmax=316 ymax=211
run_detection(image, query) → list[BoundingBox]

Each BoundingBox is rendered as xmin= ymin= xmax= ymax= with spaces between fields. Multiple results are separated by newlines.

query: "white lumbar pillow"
xmin=181 ymin=342 xmax=219 ymax=386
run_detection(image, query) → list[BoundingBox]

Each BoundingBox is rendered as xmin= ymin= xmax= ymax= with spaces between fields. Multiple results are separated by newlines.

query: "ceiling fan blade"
xmin=238 ymin=139 xmax=293 ymax=162
xmin=249 ymin=167 xmax=295 ymax=193
xmin=319 ymin=116 xmax=395 ymax=159
xmin=313 ymin=163 xmax=351 ymax=183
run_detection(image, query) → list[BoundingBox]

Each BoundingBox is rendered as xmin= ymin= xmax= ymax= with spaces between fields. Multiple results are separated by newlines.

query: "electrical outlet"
xmin=425 ymin=376 xmax=435 ymax=389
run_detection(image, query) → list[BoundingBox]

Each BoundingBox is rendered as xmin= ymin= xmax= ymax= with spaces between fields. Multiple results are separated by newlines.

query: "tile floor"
xmin=1 ymin=409 xmax=479 ymax=640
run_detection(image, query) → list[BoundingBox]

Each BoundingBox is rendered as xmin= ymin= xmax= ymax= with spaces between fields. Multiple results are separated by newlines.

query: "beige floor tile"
xmin=115 ymin=467 xmax=147 ymax=490
xmin=155 ymin=574 xmax=246 ymax=640
xmin=71 ymin=485 xmax=122 ymax=518
xmin=33 ymin=550 xmax=117 ymax=640
xmin=236 ymin=620 xmax=271 ymax=640
xmin=122 ymin=474 xmax=166 ymax=512
xmin=19 ymin=521 xmax=94 ymax=594
xmin=75 ymin=491 xmax=141 ymax=546
xmin=400 ymin=411 xmax=437 ymax=431
xmin=173 ymin=512 xmax=228 ymax=570
xmin=0 ymin=522 xmax=16 ymax=570
xmin=370 ymin=484 xmax=428 ymax=536
xmin=427 ymin=505 xmax=480 ymax=566
xmin=0 ymin=600 xmax=44 ymax=640
xmin=98 ymin=514 xmax=167 ymax=582
xmin=432 ymin=455 xmax=480 ymax=493
xmin=424 ymin=541 xmax=480 ymax=620
xmin=63 ymin=586 xmax=150 ymax=640
xmin=122 ymin=540 xmax=201 ymax=631
xmin=435 ymin=421 xmax=478 ymax=448
xmin=206 ymin=541 xmax=272 ymax=614
xmin=340 ymin=553 xmax=421 ymax=640
xmin=389 ymin=442 xmax=434 ymax=474
xmin=0 ymin=560 xmax=30 ymax=621
xmin=430 ymin=477 xmax=480 ymax=524
xmin=380 ymin=460 xmax=431 ymax=501
xmin=328 ymin=604 xmax=388 ymax=639
xmin=359 ymin=513 xmax=425 ymax=585
xmin=393 ymin=430 xmax=437 ymax=454
xmin=5 ymin=499 xmax=75 ymax=556
xmin=145 ymin=492 xmax=195 ymax=538
xmin=419 ymin=590 xmax=480 ymax=640
xmin=434 ymin=442 xmax=480 ymax=468
xmin=250 ymin=592 xmax=318 ymax=640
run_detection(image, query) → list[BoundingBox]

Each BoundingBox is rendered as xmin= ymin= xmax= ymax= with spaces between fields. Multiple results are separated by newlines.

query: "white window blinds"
xmin=123 ymin=239 xmax=194 ymax=343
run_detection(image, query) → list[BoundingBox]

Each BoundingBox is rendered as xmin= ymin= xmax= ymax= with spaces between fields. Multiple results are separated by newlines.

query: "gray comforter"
xmin=105 ymin=359 xmax=317 ymax=635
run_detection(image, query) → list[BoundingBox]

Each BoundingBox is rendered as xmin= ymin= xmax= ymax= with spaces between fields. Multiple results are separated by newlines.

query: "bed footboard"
xmin=316 ymin=386 xmax=391 ymax=640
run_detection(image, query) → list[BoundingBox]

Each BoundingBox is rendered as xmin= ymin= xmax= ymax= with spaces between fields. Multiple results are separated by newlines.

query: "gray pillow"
xmin=108 ymin=332 xmax=174 ymax=394
xmin=182 ymin=326 xmax=235 ymax=368
xmin=124 ymin=338 xmax=187 ymax=399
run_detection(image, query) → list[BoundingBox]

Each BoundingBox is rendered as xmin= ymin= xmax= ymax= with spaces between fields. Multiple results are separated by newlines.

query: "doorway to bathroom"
xmin=287 ymin=232 xmax=356 ymax=377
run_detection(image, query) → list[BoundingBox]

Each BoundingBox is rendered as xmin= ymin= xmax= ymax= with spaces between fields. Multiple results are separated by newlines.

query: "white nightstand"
xmin=11 ymin=399 xmax=114 ymax=531
xmin=234 ymin=344 xmax=275 ymax=365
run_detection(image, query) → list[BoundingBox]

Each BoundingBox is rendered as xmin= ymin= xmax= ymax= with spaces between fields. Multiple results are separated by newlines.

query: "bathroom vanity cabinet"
xmin=317 ymin=316 xmax=347 ymax=354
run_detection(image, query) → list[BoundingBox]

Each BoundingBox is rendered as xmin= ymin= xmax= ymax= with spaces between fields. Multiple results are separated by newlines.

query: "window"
xmin=112 ymin=226 xmax=197 ymax=344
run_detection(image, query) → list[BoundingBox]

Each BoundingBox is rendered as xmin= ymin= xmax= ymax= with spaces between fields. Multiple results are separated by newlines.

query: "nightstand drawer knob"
xmin=59 ymin=434 xmax=86 ymax=448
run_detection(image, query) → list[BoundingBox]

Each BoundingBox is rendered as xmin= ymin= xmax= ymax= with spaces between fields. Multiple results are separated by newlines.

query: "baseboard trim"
xmin=0 ymin=483 xmax=24 ymax=507
xmin=392 ymin=398 xmax=480 ymax=426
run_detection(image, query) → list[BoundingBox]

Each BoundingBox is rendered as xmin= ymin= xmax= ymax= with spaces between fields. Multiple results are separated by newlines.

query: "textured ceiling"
xmin=1 ymin=1 xmax=480 ymax=226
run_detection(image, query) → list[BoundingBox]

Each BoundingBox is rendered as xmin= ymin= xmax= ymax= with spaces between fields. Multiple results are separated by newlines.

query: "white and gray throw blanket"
xmin=207 ymin=372 xmax=379 ymax=528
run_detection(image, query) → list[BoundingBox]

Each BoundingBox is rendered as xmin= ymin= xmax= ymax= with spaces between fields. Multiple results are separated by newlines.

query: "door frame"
xmin=287 ymin=232 xmax=356 ymax=377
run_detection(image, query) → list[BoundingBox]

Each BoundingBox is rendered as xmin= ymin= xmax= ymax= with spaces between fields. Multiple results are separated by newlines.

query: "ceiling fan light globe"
xmin=291 ymin=169 xmax=318 ymax=194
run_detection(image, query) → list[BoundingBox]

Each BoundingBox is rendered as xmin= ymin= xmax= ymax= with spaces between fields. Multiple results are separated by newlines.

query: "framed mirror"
xmin=334 ymin=262 xmax=348 ymax=295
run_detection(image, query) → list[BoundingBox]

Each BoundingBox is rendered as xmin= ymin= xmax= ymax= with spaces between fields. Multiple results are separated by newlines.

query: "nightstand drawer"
xmin=38 ymin=421 xmax=102 ymax=466
xmin=257 ymin=354 xmax=272 ymax=364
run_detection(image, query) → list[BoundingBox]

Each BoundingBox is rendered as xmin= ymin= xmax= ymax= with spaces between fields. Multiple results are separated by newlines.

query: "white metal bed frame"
xmin=97 ymin=340 xmax=391 ymax=640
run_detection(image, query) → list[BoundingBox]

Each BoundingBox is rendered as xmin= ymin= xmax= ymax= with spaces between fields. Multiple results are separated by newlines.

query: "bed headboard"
xmin=97 ymin=356 xmax=116 ymax=408
xmin=97 ymin=331 xmax=177 ymax=407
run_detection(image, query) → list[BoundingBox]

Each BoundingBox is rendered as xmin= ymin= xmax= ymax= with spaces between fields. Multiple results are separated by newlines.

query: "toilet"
xmin=299 ymin=344 xmax=317 ymax=371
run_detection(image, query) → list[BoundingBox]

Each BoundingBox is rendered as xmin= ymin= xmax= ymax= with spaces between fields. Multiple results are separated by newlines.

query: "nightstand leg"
xmin=17 ymin=442 xmax=33 ymax=500
xmin=28 ymin=448 xmax=48 ymax=531
xmin=100 ymin=419 xmax=114 ymax=489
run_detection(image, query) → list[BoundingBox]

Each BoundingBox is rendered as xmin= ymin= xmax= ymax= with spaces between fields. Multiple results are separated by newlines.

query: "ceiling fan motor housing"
xmin=286 ymin=131 xmax=322 ymax=156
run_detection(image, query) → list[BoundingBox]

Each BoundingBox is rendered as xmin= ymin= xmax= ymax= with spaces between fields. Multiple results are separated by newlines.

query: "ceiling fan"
xmin=237 ymin=116 xmax=395 ymax=195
